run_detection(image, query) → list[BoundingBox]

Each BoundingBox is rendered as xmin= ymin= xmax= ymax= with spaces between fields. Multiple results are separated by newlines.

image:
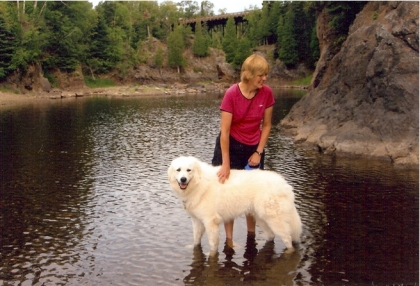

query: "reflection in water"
xmin=184 ymin=239 xmax=302 ymax=285
xmin=0 ymin=91 xmax=418 ymax=285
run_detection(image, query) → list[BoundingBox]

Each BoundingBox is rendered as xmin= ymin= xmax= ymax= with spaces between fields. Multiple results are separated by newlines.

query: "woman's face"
xmin=250 ymin=73 xmax=267 ymax=89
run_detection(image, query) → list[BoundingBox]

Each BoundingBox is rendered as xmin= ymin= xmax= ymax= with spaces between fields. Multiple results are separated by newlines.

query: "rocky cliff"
xmin=280 ymin=1 xmax=419 ymax=168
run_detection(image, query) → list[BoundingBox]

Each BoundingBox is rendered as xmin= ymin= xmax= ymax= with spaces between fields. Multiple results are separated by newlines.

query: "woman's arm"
xmin=218 ymin=111 xmax=232 ymax=183
xmin=248 ymin=106 xmax=273 ymax=166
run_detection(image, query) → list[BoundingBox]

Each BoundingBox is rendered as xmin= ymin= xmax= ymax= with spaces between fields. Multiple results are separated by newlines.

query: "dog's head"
xmin=168 ymin=156 xmax=201 ymax=194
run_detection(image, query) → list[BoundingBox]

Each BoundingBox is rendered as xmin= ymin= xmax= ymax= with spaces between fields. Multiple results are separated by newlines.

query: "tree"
xmin=41 ymin=1 xmax=94 ymax=72
xmin=325 ymin=1 xmax=367 ymax=52
xmin=200 ymin=1 xmax=214 ymax=17
xmin=232 ymin=37 xmax=251 ymax=69
xmin=157 ymin=1 xmax=183 ymax=41
xmin=85 ymin=14 xmax=112 ymax=76
xmin=0 ymin=16 xmax=16 ymax=79
xmin=246 ymin=9 xmax=263 ymax=47
xmin=193 ymin=19 xmax=209 ymax=57
xmin=277 ymin=10 xmax=298 ymax=67
xmin=167 ymin=24 xmax=185 ymax=73
xmin=222 ymin=17 xmax=237 ymax=64
xmin=154 ymin=45 xmax=164 ymax=73
xmin=178 ymin=1 xmax=199 ymax=19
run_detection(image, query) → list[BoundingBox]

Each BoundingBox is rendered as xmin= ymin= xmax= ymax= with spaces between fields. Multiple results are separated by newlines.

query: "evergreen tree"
xmin=245 ymin=10 xmax=263 ymax=47
xmin=193 ymin=19 xmax=209 ymax=57
xmin=222 ymin=17 xmax=237 ymax=64
xmin=154 ymin=45 xmax=164 ymax=72
xmin=277 ymin=10 xmax=298 ymax=67
xmin=0 ymin=16 xmax=16 ymax=79
xmin=259 ymin=2 xmax=272 ymax=45
xmin=291 ymin=2 xmax=308 ymax=62
xmin=41 ymin=1 xmax=92 ymax=72
xmin=232 ymin=37 xmax=251 ymax=69
xmin=167 ymin=24 xmax=185 ymax=73
xmin=85 ymin=14 xmax=112 ymax=76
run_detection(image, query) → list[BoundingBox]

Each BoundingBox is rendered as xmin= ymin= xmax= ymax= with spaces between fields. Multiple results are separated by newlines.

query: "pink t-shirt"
xmin=220 ymin=84 xmax=275 ymax=145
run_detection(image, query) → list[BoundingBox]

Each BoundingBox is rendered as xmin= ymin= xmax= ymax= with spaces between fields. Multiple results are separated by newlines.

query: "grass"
xmin=0 ymin=86 xmax=19 ymax=94
xmin=84 ymin=77 xmax=116 ymax=88
xmin=292 ymin=74 xmax=313 ymax=86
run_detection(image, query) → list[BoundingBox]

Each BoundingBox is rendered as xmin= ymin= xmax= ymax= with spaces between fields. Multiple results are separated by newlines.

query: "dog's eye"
xmin=187 ymin=169 xmax=191 ymax=172
xmin=176 ymin=168 xmax=181 ymax=172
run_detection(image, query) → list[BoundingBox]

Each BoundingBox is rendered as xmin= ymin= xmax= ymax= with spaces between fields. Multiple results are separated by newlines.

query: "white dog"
xmin=167 ymin=156 xmax=302 ymax=256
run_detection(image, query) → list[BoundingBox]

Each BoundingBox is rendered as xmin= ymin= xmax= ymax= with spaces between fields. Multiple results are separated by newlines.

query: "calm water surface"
xmin=0 ymin=91 xmax=418 ymax=285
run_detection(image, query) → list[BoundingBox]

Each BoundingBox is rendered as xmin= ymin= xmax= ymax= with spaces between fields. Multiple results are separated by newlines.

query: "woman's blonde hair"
xmin=240 ymin=54 xmax=270 ymax=83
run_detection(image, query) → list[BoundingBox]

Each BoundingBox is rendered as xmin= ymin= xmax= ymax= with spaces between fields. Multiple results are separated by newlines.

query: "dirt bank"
xmin=0 ymin=79 xmax=308 ymax=109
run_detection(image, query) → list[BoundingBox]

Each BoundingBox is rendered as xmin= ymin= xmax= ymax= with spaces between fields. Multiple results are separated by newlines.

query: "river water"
xmin=0 ymin=90 xmax=418 ymax=285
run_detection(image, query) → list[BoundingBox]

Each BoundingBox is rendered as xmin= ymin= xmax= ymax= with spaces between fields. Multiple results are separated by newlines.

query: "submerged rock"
xmin=280 ymin=1 xmax=419 ymax=168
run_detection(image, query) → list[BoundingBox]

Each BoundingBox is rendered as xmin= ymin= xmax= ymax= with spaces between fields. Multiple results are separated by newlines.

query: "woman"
xmin=211 ymin=54 xmax=275 ymax=248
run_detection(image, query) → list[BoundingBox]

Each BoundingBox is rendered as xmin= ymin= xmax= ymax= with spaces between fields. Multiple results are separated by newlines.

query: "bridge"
xmin=180 ymin=11 xmax=250 ymax=33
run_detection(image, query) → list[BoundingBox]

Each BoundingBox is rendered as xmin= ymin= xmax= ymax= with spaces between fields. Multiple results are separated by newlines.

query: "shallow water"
xmin=0 ymin=91 xmax=418 ymax=285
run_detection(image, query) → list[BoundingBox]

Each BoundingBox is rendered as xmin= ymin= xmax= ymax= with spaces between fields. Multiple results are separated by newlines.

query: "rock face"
xmin=280 ymin=1 xmax=419 ymax=168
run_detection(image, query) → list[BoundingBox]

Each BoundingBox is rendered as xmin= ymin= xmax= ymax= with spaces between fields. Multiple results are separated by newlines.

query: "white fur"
xmin=167 ymin=156 xmax=302 ymax=256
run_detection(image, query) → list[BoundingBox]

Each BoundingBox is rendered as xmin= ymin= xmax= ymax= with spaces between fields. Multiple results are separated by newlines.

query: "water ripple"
xmin=0 ymin=93 xmax=417 ymax=285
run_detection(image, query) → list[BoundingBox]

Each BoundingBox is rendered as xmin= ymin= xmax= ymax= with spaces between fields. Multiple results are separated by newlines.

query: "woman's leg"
xmin=224 ymin=221 xmax=234 ymax=247
xmin=224 ymin=221 xmax=234 ymax=238
xmin=246 ymin=214 xmax=256 ymax=233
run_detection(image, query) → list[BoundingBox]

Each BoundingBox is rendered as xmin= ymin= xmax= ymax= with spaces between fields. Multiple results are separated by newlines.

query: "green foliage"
xmin=41 ymin=2 xmax=94 ymax=72
xmin=0 ymin=85 xmax=19 ymax=94
xmin=193 ymin=20 xmax=209 ymax=57
xmin=292 ymin=74 xmax=313 ymax=85
xmin=200 ymin=1 xmax=215 ymax=17
xmin=325 ymin=2 xmax=367 ymax=52
xmin=86 ymin=14 xmax=112 ymax=75
xmin=84 ymin=76 xmax=116 ymax=88
xmin=245 ymin=10 xmax=263 ymax=46
xmin=179 ymin=1 xmax=200 ymax=19
xmin=167 ymin=25 xmax=186 ymax=71
xmin=42 ymin=71 xmax=57 ymax=87
xmin=278 ymin=11 xmax=298 ymax=67
xmin=222 ymin=17 xmax=238 ymax=64
xmin=310 ymin=26 xmax=320 ymax=67
xmin=154 ymin=46 xmax=164 ymax=69
xmin=0 ymin=16 xmax=16 ymax=79
xmin=232 ymin=38 xmax=252 ymax=69
xmin=0 ymin=0 xmax=365 ymax=84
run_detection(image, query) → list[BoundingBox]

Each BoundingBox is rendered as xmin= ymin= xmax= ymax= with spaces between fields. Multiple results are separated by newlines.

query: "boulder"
xmin=280 ymin=1 xmax=419 ymax=168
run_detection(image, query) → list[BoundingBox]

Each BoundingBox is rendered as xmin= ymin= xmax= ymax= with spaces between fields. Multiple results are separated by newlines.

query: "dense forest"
xmin=0 ymin=1 xmax=366 ymax=85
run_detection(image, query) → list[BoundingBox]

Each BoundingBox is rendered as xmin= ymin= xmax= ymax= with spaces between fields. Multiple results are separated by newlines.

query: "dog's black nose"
xmin=180 ymin=177 xmax=187 ymax=183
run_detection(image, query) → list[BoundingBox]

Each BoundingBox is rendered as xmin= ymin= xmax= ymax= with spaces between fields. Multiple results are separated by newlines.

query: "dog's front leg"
xmin=191 ymin=217 xmax=205 ymax=246
xmin=204 ymin=220 xmax=220 ymax=256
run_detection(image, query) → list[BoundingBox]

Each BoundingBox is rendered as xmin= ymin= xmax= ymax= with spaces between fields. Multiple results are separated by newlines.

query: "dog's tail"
xmin=291 ymin=207 xmax=302 ymax=243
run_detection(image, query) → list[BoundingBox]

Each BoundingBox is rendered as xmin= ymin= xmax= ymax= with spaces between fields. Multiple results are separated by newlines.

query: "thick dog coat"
xmin=168 ymin=156 xmax=302 ymax=255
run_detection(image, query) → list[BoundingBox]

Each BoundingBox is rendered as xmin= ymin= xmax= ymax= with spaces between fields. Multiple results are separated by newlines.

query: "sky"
xmin=88 ymin=0 xmax=262 ymax=14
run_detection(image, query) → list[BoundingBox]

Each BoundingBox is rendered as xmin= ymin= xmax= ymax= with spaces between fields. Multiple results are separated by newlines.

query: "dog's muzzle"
xmin=178 ymin=177 xmax=188 ymax=190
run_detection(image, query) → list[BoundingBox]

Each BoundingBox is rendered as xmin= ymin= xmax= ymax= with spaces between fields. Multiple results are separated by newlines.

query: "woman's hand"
xmin=248 ymin=152 xmax=261 ymax=167
xmin=217 ymin=164 xmax=230 ymax=183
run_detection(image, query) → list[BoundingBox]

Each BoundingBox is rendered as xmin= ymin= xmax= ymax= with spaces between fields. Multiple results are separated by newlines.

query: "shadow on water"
xmin=0 ymin=90 xmax=418 ymax=285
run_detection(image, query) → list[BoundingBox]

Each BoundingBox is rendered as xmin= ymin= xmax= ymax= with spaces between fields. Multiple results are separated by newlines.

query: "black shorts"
xmin=211 ymin=133 xmax=265 ymax=170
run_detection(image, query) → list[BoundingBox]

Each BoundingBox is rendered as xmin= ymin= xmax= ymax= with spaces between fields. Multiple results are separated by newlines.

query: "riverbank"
xmin=0 ymin=81 xmax=309 ymax=108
